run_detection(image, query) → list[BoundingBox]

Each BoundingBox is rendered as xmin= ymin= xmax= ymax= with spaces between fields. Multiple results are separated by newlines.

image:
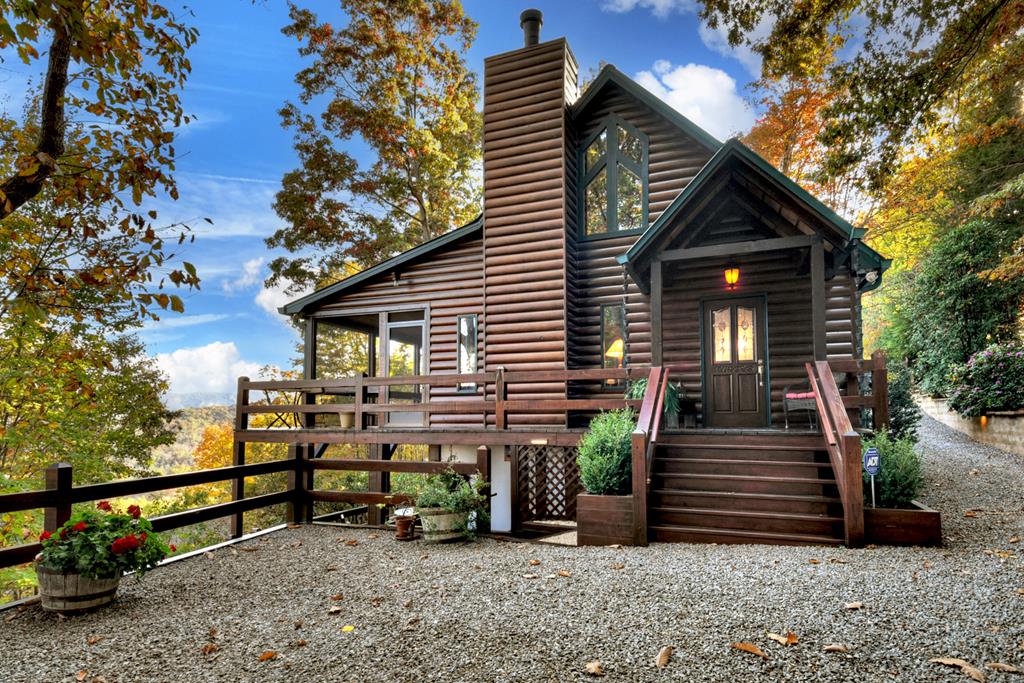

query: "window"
xmin=601 ymin=304 xmax=625 ymax=369
xmin=457 ymin=314 xmax=478 ymax=391
xmin=580 ymin=116 xmax=648 ymax=237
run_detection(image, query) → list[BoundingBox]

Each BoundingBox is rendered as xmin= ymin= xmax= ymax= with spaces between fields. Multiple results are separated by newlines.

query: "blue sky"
xmin=4 ymin=0 xmax=765 ymax=404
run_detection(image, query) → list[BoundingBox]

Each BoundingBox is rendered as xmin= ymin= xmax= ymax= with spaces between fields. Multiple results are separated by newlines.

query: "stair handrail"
xmin=806 ymin=360 xmax=864 ymax=547
xmin=630 ymin=365 xmax=666 ymax=547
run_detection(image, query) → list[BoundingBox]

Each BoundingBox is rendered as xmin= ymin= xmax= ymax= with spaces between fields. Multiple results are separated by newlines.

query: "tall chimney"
xmin=520 ymin=9 xmax=542 ymax=47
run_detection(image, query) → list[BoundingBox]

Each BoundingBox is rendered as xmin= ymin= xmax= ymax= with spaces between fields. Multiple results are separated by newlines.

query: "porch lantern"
xmin=724 ymin=266 xmax=740 ymax=289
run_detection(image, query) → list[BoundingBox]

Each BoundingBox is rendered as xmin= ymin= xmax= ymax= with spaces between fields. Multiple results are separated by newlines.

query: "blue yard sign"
xmin=863 ymin=447 xmax=880 ymax=476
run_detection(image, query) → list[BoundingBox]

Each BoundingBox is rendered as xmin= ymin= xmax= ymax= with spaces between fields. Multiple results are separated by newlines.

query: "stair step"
xmin=650 ymin=506 xmax=844 ymax=536
xmin=653 ymin=472 xmax=837 ymax=485
xmin=654 ymin=457 xmax=835 ymax=478
xmin=650 ymin=488 xmax=841 ymax=515
xmin=655 ymin=444 xmax=827 ymax=462
xmin=651 ymin=472 xmax=837 ymax=495
xmin=658 ymin=442 xmax=824 ymax=452
xmin=649 ymin=524 xmax=844 ymax=546
xmin=650 ymin=489 xmax=842 ymax=504
xmin=656 ymin=458 xmax=832 ymax=467
xmin=651 ymin=506 xmax=844 ymax=523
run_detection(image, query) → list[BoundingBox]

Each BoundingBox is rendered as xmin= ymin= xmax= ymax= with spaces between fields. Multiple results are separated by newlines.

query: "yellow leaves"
xmin=767 ymin=631 xmax=799 ymax=646
xmin=930 ymin=658 xmax=986 ymax=681
xmin=584 ymin=660 xmax=605 ymax=676
xmin=257 ymin=651 xmax=278 ymax=662
xmin=341 ymin=625 xmax=355 ymax=633
xmin=731 ymin=642 xmax=768 ymax=659
xmin=557 ymin=569 xmax=571 ymax=578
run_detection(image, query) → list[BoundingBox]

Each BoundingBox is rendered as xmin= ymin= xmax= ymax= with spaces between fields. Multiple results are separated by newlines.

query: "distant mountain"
xmin=152 ymin=404 xmax=234 ymax=473
xmin=164 ymin=392 xmax=236 ymax=410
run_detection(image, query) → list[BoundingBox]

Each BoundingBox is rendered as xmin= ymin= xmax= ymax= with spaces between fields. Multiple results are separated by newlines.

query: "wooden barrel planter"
xmin=418 ymin=508 xmax=469 ymax=543
xmin=36 ymin=564 xmax=121 ymax=614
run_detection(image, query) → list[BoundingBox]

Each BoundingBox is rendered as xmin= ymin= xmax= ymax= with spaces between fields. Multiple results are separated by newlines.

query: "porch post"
xmin=303 ymin=317 xmax=316 ymax=380
xmin=810 ymin=237 xmax=827 ymax=360
xmin=651 ymin=258 xmax=662 ymax=366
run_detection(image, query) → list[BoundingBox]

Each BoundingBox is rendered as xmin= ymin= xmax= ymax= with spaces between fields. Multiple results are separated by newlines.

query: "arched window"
xmin=580 ymin=115 xmax=648 ymax=238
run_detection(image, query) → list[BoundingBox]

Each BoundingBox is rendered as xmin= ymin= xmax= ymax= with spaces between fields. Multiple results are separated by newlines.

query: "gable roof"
xmin=280 ymin=215 xmax=483 ymax=316
xmin=571 ymin=65 xmax=721 ymax=153
xmin=617 ymin=138 xmax=886 ymax=285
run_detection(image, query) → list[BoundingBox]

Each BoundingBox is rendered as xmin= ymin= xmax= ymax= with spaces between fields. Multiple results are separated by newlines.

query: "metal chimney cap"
xmin=520 ymin=9 xmax=542 ymax=46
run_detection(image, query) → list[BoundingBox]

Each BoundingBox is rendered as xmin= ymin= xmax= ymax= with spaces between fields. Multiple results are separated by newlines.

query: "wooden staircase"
xmin=647 ymin=433 xmax=846 ymax=546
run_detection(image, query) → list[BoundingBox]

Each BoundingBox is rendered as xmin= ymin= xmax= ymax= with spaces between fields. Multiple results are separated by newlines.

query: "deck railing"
xmin=630 ymin=366 xmax=669 ymax=547
xmin=806 ymin=360 xmax=865 ymax=546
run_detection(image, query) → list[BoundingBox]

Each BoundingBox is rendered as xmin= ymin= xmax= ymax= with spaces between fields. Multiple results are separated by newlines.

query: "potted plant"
xmin=861 ymin=431 xmax=942 ymax=546
xmin=576 ymin=409 xmax=636 ymax=546
xmin=35 ymin=501 xmax=171 ymax=613
xmin=414 ymin=468 xmax=489 ymax=543
xmin=625 ymin=378 xmax=682 ymax=428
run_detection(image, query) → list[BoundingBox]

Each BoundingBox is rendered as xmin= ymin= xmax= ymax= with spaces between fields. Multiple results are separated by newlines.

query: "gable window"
xmin=581 ymin=116 xmax=649 ymax=238
xmin=457 ymin=314 xmax=478 ymax=391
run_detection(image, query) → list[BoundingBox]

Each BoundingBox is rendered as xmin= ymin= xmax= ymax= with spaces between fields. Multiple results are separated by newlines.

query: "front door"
xmin=702 ymin=297 xmax=768 ymax=427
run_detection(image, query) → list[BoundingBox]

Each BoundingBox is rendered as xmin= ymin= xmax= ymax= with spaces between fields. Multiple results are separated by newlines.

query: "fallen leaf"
xmin=528 ymin=559 xmax=541 ymax=566
xmin=366 ymin=533 xmax=378 ymax=539
xmin=823 ymin=644 xmax=849 ymax=653
xmin=293 ymin=640 xmax=308 ymax=648
xmin=330 ymin=594 xmax=344 ymax=601
xmin=1010 ymin=536 xmax=1021 ymax=544
xmin=257 ymin=651 xmax=277 ymax=662
xmin=609 ymin=562 xmax=625 ymax=570
xmin=327 ymin=606 xmax=343 ymax=615
xmin=201 ymin=643 xmax=220 ymax=655
xmin=325 ymin=564 xmax=339 ymax=572
xmin=523 ymin=573 xmax=539 ymax=579
xmin=608 ymin=544 xmax=621 ymax=549
xmin=76 ymin=672 xmax=88 ymax=682
xmin=965 ymin=510 xmax=979 ymax=518
xmin=287 ymin=523 xmax=301 ymax=529
xmin=544 ymin=573 xmax=557 ymax=579
xmin=655 ymin=645 xmax=673 ymax=668
xmin=844 ymin=602 xmax=864 ymax=610
xmin=930 ymin=657 xmax=986 ymax=681
xmin=808 ymin=558 xmax=821 ymax=564
xmin=585 ymin=660 xmax=605 ymax=676
xmin=767 ymin=631 xmax=798 ymax=646
xmin=557 ymin=570 xmax=571 ymax=577
xmin=828 ymin=558 xmax=848 ymax=564
xmin=86 ymin=635 xmax=104 ymax=646
xmin=341 ymin=625 xmax=355 ymax=633
xmin=345 ymin=539 xmax=359 ymax=546
xmin=208 ymin=627 xmax=218 ymax=640
xmin=294 ymin=620 xmax=303 ymax=630
xmin=403 ymin=599 xmax=413 ymax=609
xmin=731 ymin=642 xmax=768 ymax=659
xmin=985 ymin=662 xmax=1020 ymax=673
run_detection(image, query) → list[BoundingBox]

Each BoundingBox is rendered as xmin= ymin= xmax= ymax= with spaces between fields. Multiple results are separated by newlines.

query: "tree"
xmin=267 ymin=0 xmax=482 ymax=292
xmin=699 ymin=0 xmax=1024 ymax=191
xmin=0 ymin=1 xmax=201 ymax=324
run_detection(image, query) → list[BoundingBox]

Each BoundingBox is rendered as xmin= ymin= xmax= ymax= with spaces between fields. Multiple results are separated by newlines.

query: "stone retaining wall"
xmin=916 ymin=394 xmax=1024 ymax=457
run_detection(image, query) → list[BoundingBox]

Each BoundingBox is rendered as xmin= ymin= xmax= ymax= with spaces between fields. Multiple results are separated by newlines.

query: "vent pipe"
xmin=520 ymin=9 xmax=542 ymax=47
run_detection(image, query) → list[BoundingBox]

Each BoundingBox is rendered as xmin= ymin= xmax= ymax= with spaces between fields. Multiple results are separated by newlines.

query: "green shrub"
xmin=577 ymin=409 xmax=635 ymax=495
xmin=947 ymin=342 xmax=1024 ymax=417
xmin=414 ymin=468 xmax=489 ymax=515
xmin=863 ymin=431 xmax=923 ymax=508
xmin=886 ymin=364 xmax=921 ymax=441
xmin=625 ymin=378 xmax=681 ymax=416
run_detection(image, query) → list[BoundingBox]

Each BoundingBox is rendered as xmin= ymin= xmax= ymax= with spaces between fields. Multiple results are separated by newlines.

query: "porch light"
xmin=724 ymin=266 xmax=740 ymax=289
xmin=605 ymin=337 xmax=624 ymax=361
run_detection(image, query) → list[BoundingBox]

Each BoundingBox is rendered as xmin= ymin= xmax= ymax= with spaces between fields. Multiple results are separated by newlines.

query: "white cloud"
xmin=601 ymin=0 xmax=694 ymax=18
xmin=144 ymin=313 xmax=231 ymax=330
xmin=146 ymin=172 xmax=281 ymax=240
xmin=698 ymin=17 xmax=773 ymax=77
xmin=255 ymin=277 xmax=310 ymax=322
xmin=222 ymin=257 xmax=265 ymax=293
xmin=635 ymin=61 xmax=755 ymax=139
xmin=155 ymin=341 xmax=263 ymax=396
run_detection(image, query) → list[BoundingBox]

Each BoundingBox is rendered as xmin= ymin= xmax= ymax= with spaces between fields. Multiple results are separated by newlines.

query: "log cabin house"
xmin=239 ymin=10 xmax=891 ymax=547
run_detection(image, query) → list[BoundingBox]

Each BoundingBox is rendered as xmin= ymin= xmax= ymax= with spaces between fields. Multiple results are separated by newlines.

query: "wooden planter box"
xmin=577 ymin=493 xmax=635 ymax=546
xmin=864 ymin=500 xmax=942 ymax=547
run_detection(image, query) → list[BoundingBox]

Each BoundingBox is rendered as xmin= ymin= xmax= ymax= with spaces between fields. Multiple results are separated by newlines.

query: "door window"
xmin=712 ymin=307 xmax=731 ymax=363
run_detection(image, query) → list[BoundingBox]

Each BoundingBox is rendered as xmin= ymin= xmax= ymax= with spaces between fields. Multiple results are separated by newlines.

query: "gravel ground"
xmin=2 ymin=415 xmax=1022 ymax=683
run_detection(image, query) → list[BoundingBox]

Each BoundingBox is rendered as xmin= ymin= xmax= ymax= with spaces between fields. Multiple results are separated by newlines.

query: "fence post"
xmin=286 ymin=444 xmax=308 ymax=524
xmin=44 ymin=463 xmax=73 ymax=533
xmin=872 ymin=350 xmax=889 ymax=431
xmin=231 ymin=376 xmax=249 ymax=539
xmin=842 ymin=431 xmax=865 ymax=548
xmin=476 ymin=445 xmax=491 ymax=534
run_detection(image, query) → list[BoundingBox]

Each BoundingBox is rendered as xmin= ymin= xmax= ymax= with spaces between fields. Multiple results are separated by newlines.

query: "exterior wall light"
xmin=724 ymin=266 xmax=740 ymax=289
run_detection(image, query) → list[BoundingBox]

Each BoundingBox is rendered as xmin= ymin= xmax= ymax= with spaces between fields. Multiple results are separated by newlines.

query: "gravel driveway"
xmin=2 ymin=416 xmax=1022 ymax=682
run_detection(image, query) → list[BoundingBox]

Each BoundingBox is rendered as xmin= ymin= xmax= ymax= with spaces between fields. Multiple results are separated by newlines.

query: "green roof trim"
xmin=280 ymin=215 xmax=483 ymax=316
xmin=619 ymin=138 xmax=868 ymax=273
xmin=571 ymin=65 xmax=722 ymax=154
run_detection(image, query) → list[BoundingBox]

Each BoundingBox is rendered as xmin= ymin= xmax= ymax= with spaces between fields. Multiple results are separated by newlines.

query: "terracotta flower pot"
xmin=35 ymin=564 xmax=121 ymax=614
xmin=394 ymin=514 xmax=416 ymax=541
xmin=417 ymin=508 xmax=469 ymax=543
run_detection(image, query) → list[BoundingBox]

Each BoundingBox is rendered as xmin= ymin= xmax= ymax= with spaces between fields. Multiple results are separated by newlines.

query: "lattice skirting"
xmin=512 ymin=445 xmax=582 ymax=525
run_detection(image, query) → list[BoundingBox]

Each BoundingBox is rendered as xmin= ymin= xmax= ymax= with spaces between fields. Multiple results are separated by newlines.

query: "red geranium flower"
xmin=127 ymin=504 xmax=142 ymax=519
xmin=111 ymin=534 xmax=140 ymax=555
xmin=59 ymin=529 xmax=68 ymax=540
xmin=169 ymin=544 xmax=176 ymax=552
xmin=140 ymin=532 xmax=147 ymax=543
xmin=39 ymin=530 xmax=51 ymax=541
xmin=71 ymin=521 xmax=87 ymax=533
xmin=96 ymin=501 xmax=113 ymax=512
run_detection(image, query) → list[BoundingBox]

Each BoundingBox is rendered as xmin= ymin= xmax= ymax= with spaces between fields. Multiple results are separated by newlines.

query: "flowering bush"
xmin=948 ymin=343 xmax=1024 ymax=418
xmin=37 ymin=502 xmax=171 ymax=580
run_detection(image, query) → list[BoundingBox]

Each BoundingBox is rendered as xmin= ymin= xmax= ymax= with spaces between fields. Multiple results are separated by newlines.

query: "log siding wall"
xmin=483 ymin=39 xmax=577 ymax=425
